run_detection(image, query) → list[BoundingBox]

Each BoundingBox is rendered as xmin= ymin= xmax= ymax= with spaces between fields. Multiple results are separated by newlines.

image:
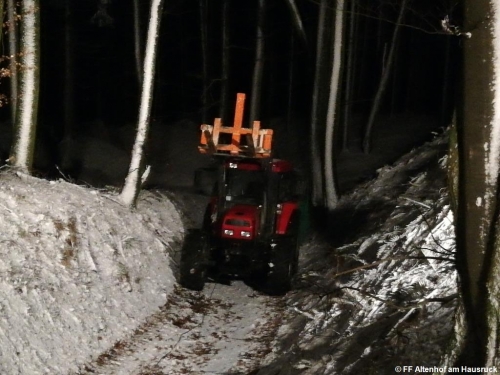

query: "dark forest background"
xmin=0 ymin=0 xmax=461 ymax=186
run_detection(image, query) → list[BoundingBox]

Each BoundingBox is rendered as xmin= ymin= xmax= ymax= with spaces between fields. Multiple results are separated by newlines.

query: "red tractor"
xmin=180 ymin=94 xmax=302 ymax=294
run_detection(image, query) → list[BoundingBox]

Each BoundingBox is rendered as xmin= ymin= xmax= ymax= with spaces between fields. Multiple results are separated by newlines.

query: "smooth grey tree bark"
xmin=8 ymin=0 xmax=40 ymax=173
xmin=120 ymin=0 xmax=164 ymax=207
xmin=324 ymin=0 xmax=345 ymax=211
xmin=133 ymin=0 xmax=143 ymax=85
xmin=310 ymin=0 xmax=328 ymax=207
xmin=447 ymin=0 xmax=500 ymax=366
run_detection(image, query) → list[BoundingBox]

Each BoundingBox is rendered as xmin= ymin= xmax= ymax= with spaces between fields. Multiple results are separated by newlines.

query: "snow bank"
xmin=258 ymin=134 xmax=457 ymax=374
xmin=0 ymin=171 xmax=183 ymax=374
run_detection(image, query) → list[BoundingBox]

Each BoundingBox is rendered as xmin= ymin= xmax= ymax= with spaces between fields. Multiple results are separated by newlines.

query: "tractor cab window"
xmin=225 ymin=169 xmax=265 ymax=204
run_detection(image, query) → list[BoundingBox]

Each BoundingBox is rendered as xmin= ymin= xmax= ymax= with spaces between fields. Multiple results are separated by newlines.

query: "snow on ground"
xmin=0 ymin=170 xmax=183 ymax=374
xmin=0 ymin=169 xmax=284 ymax=375
xmin=0 ymin=121 xmax=458 ymax=374
xmin=75 ymin=281 xmax=285 ymax=375
xmin=257 ymin=133 xmax=457 ymax=374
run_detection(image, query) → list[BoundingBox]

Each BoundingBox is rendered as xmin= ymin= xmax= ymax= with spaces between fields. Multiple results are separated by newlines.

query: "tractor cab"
xmin=180 ymin=93 xmax=302 ymax=295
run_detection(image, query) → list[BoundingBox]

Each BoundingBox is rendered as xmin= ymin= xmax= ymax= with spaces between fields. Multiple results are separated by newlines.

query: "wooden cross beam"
xmin=199 ymin=93 xmax=273 ymax=158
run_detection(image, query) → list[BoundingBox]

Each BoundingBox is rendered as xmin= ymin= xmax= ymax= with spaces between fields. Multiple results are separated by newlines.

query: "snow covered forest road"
xmin=77 ymin=281 xmax=284 ymax=375
xmin=0 ymin=131 xmax=457 ymax=374
xmin=73 ymin=187 xmax=287 ymax=375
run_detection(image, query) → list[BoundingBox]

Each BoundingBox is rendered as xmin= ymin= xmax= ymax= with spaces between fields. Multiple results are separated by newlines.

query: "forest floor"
xmin=257 ymin=133 xmax=456 ymax=374
xmin=0 ymin=114 xmax=456 ymax=374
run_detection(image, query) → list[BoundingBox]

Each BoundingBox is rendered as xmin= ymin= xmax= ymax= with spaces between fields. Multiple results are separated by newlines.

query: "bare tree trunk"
xmin=356 ymin=13 xmax=369 ymax=114
xmin=310 ymin=0 xmax=328 ymax=207
xmin=133 ymin=0 xmax=143 ymax=85
xmin=63 ymin=0 xmax=74 ymax=139
xmin=120 ymin=0 xmax=164 ymax=207
xmin=324 ymin=0 xmax=344 ymax=211
xmin=8 ymin=0 xmax=39 ymax=173
xmin=199 ymin=0 xmax=209 ymax=123
xmin=286 ymin=33 xmax=294 ymax=129
xmin=249 ymin=0 xmax=265 ymax=128
xmin=404 ymin=29 xmax=416 ymax=112
xmin=389 ymin=40 xmax=400 ymax=117
xmin=283 ymin=0 xmax=307 ymax=48
xmin=451 ymin=0 xmax=500 ymax=365
xmin=7 ymin=0 xmax=18 ymax=125
xmin=362 ymin=0 xmax=407 ymax=154
xmin=219 ymin=0 xmax=230 ymax=122
xmin=342 ymin=0 xmax=356 ymax=151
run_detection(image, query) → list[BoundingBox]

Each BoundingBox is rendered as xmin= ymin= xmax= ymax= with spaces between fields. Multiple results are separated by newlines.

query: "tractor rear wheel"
xmin=266 ymin=237 xmax=297 ymax=295
xmin=179 ymin=230 xmax=208 ymax=291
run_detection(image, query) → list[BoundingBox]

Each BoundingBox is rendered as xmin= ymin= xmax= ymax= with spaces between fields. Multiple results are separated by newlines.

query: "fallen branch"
xmin=332 ymin=254 xmax=453 ymax=279
xmin=340 ymin=286 xmax=458 ymax=311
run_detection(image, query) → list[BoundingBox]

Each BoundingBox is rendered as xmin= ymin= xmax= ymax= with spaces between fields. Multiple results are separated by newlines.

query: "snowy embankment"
xmin=0 ymin=171 xmax=183 ymax=374
xmin=258 ymin=134 xmax=457 ymax=374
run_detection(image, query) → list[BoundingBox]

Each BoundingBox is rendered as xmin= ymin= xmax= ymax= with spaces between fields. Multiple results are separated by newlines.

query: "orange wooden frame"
xmin=199 ymin=93 xmax=273 ymax=158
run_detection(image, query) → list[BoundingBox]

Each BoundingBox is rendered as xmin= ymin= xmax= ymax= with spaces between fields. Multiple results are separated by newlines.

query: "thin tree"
xmin=133 ymin=0 xmax=143 ymax=85
xmin=310 ymin=0 xmax=328 ymax=207
xmin=199 ymin=0 xmax=209 ymax=123
xmin=63 ymin=0 xmax=74 ymax=140
xmin=342 ymin=0 xmax=357 ymax=151
xmin=120 ymin=0 xmax=164 ymax=207
xmin=8 ymin=0 xmax=40 ymax=173
xmin=7 ymin=0 xmax=18 ymax=125
xmin=286 ymin=33 xmax=295 ymax=128
xmin=283 ymin=0 xmax=307 ymax=48
xmin=249 ymin=0 xmax=265 ymax=128
xmin=324 ymin=0 xmax=345 ymax=211
xmin=283 ymin=0 xmax=309 ymax=129
xmin=362 ymin=0 xmax=407 ymax=154
xmin=219 ymin=0 xmax=230 ymax=122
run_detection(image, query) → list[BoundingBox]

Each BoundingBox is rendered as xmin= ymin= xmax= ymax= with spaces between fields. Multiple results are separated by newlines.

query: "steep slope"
xmin=0 ymin=171 xmax=183 ymax=374
xmin=258 ymin=134 xmax=456 ymax=374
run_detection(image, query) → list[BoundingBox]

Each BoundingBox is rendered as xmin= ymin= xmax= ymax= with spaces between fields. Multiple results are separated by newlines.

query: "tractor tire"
xmin=179 ymin=230 xmax=208 ymax=291
xmin=266 ymin=237 xmax=296 ymax=295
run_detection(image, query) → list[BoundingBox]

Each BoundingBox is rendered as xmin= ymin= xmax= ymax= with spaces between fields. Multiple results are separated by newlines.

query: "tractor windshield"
xmin=225 ymin=169 xmax=265 ymax=204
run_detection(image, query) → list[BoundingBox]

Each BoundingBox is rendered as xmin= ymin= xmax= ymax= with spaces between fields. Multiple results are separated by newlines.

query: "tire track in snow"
xmin=75 ymin=282 xmax=284 ymax=375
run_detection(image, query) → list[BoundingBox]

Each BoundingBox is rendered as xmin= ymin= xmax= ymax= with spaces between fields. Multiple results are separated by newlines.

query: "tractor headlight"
xmin=240 ymin=231 xmax=251 ymax=238
xmin=276 ymin=203 xmax=283 ymax=214
xmin=224 ymin=229 xmax=234 ymax=236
